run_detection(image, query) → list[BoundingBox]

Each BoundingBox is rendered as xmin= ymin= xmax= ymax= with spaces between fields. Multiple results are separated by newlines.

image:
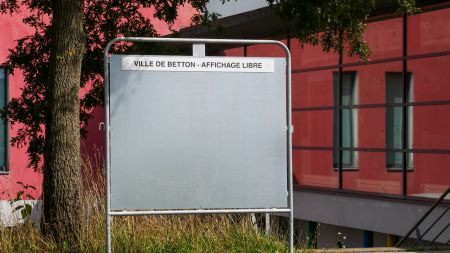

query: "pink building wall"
xmin=0 ymin=7 xmax=41 ymax=200
xmin=291 ymin=8 xmax=450 ymax=197
xmin=222 ymin=7 xmax=450 ymax=198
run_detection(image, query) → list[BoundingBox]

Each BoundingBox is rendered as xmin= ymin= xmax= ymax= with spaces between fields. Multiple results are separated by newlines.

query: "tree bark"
xmin=42 ymin=0 xmax=85 ymax=247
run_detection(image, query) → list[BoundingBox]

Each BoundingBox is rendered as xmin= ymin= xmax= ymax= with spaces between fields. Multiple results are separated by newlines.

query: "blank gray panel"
xmin=110 ymin=55 xmax=287 ymax=210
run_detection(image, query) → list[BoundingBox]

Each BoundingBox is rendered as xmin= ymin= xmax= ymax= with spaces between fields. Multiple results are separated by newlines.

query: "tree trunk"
xmin=42 ymin=0 xmax=85 ymax=247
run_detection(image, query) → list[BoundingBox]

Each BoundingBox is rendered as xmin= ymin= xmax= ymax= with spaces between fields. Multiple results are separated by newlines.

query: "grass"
xmin=111 ymin=215 xmax=290 ymax=253
xmin=0 ymin=208 xmax=291 ymax=252
xmin=0 ymin=151 xmax=294 ymax=253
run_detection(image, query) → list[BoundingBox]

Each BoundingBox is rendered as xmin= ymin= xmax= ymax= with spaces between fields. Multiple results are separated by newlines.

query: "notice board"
xmin=109 ymin=55 xmax=288 ymax=210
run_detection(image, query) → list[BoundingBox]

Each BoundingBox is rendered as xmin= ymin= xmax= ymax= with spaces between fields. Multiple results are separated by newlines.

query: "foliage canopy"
xmin=0 ymin=0 xmax=211 ymax=169
xmin=267 ymin=0 xmax=419 ymax=60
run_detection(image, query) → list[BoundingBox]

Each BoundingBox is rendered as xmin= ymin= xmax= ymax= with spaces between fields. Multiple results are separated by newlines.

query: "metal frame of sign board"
xmin=104 ymin=37 xmax=293 ymax=253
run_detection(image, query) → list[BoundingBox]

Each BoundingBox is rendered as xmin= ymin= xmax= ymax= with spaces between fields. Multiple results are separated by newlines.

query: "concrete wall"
xmin=294 ymin=219 xmax=390 ymax=248
xmin=293 ymin=190 xmax=450 ymax=244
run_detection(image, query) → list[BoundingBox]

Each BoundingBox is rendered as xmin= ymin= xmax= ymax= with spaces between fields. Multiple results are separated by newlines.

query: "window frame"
xmin=0 ymin=67 xmax=9 ymax=174
xmin=332 ymin=71 xmax=359 ymax=171
xmin=385 ymin=71 xmax=414 ymax=172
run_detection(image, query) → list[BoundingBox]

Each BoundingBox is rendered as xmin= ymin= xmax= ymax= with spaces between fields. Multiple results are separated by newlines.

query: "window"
xmin=333 ymin=72 xmax=358 ymax=168
xmin=385 ymin=72 xmax=413 ymax=170
xmin=0 ymin=68 xmax=7 ymax=172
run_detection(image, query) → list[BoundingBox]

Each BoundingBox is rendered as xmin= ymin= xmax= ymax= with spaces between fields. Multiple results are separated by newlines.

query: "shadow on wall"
xmin=81 ymin=106 xmax=105 ymax=173
xmin=0 ymin=104 xmax=106 ymax=226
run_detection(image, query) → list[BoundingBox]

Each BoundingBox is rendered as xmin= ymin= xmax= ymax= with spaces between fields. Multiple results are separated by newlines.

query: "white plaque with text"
xmin=122 ymin=56 xmax=275 ymax=73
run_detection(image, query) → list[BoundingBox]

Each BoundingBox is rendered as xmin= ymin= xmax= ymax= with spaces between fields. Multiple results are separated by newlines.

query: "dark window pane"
xmin=0 ymin=69 xmax=6 ymax=170
xmin=333 ymin=72 xmax=357 ymax=168
xmin=385 ymin=72 xmax=412 ymax=169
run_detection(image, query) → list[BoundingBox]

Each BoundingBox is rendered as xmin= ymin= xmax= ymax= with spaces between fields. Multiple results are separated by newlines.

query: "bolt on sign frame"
xmin=104 ymin=37 xmax=293 ymax=253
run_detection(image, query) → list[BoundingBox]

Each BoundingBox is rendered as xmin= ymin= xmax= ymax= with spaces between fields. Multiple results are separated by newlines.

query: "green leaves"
xmin=20 ymin=203 xmax=33 ymax=219
xmin=398 ymin=0 xmax=420 ymax=15
xmin=0 ymin=0 xmax=209 ymax=171
xmin=268 ymin=0 xmax=375 ymax=61
xmin=269 ymin=0 xmax=418 ymax=61
xmin=8 ymin=182 xmax=37 ymax=221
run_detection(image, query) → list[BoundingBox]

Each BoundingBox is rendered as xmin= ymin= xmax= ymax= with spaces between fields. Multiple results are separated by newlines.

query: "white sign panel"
xmin=122 ymin=56 xmax=274 ymax=73
xmin=110 ymin=55 xmax=287 ymax=210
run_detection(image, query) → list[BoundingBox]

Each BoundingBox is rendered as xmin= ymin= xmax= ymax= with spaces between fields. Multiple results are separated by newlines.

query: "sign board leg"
xmin=265 ymin=213 xmax=270 ymax=235
xmin=289 ymin=212 xmax=294 ymax=253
